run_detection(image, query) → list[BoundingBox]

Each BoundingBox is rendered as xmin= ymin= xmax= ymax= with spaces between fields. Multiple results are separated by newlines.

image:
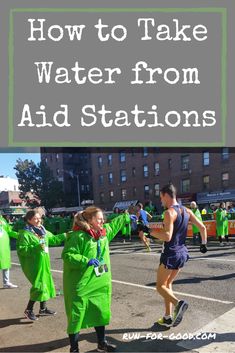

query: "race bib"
xmin=44 ymin=246 xmax=49 ymax=253
xmin=94 ymin=264 xmax=108 ymax=277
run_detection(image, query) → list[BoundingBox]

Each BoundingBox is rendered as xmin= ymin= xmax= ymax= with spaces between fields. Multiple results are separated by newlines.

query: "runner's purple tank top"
xmin=163 ymin=205 xmax=189 ymax=256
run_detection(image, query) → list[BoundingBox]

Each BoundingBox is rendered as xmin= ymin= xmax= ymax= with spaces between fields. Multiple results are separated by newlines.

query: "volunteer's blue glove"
xmin=130 ymin=215 xmax=137 ymax=221
xmin=87 ymin=258 xmax=100 ymax=267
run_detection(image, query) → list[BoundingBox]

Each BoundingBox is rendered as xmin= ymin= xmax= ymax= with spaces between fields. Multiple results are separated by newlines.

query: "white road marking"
xmin=110 ymin=249 xmax=235 ymax=262
xmin=11 ymin=262 xmax=233 ymax=304
xmin=112 ymin=279 xmax=233 ymax=304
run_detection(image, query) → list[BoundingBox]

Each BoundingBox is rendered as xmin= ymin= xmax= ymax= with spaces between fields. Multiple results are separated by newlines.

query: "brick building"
xmin=41 ymin=147 xmax=235 ymax=211
xmin=40 ymin=148 xmax=93 ymax=207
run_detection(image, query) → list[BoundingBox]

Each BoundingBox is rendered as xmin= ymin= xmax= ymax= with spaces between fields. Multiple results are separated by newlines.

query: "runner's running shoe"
xmin=157 ymin=316 xmax=173 ymax=327
xmin=173 ymin=300 xmax=188 ymax=327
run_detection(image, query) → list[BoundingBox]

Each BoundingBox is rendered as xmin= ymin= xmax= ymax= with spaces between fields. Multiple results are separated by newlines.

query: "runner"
xmin=149 ymin=184 xmax=207 ymax=328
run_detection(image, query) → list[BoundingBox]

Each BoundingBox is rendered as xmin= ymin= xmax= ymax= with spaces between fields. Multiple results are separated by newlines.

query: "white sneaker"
xmin=3 ymin=282 xmax=18 ymax=289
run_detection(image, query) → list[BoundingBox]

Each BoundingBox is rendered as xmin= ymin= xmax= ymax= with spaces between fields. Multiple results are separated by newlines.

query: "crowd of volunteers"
xmin=8 ymin=183 xmax=235 ymax=352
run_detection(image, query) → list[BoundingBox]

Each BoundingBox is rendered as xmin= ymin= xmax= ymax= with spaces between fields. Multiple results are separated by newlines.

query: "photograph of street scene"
xmin=0 ymin=147 xmax=234 ymax=353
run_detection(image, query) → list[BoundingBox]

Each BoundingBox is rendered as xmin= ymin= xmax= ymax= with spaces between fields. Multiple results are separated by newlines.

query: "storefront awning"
xmin=197 ymin=190 xmax=235 ymax=204
xmin=113 ymin=200 xmax=139 ymax=210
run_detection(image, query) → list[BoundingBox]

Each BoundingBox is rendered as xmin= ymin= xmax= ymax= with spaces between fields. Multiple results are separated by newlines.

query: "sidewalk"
xmin=177 ymin=307 xmax=235 ymax=353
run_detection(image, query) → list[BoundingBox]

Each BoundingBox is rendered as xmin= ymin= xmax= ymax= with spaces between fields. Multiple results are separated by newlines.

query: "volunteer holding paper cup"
xmin=62 ymin=206 xmax=130 ymax=353
xmin=17 ymin=209 xmax=66 ymax=321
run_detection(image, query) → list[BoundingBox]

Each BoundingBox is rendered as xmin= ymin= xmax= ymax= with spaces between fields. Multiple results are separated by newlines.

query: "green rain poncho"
xmin=121 ymin=216 xmax=131 ymax=238
xmin=216 ymin=208 xmax=227 ymax=237
xmin=17 ymin=228 xmax=66 ymax=301
xmin=191 ymin=208 xmax=202 ymax=234
xmin=0 ymin=216 xmax=18 ymax=270
xmin=62 ymin=213 xmax=130 ymax=334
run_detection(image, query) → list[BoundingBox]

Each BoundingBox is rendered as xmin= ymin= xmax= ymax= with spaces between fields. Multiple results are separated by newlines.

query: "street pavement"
xmin=0 ymin=239 xmax=235 ymax=353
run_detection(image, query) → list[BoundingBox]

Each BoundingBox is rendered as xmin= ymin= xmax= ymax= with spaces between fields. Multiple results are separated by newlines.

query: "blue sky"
xmin=0 ymin=149 xmax=41 ymax=179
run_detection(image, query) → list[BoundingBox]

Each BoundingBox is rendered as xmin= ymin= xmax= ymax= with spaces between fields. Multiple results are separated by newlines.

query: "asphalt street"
xmin=1 ymin=239 xmax=235 ymax=353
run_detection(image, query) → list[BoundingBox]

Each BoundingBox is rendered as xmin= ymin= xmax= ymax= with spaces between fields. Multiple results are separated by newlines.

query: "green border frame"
xmin=8 ymin=7 xmax=227 ymax=147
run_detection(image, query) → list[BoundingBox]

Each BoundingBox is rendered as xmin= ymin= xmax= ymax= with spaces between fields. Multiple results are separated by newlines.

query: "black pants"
xmin=69 ymin=326 xmax=105 ymax=352
xmin=26 ymin=300 xmax=46 ymax=310
xmin=219 ymin=235 xmax=229 ymax=243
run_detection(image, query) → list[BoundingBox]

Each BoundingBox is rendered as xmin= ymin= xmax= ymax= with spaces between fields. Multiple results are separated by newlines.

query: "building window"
xmin=202 ymin=175 xmax=210 ymax=190
xmin=168 ymin=159 xmax=172 ymax=169
xmin=109 ymin=190 xmax=114 ymax=200
xmin=181 ymin=155 xmax=189 ymax=170
xmin=132 ymin=167 xmax=136 ymax=177
xmin=108 ymin=172 xmax=113 ymax=184
xmin=100 ymin=192 xmax=105 ymax=203
xmin=143 ymin=165 xmax=149 ymax=178
xmin=85 ymin=184 xmax=90 ymax=192
xmin=203 ymin=152 xmax=210 ymax=166
xmin=56 ymin=153 xmax=59 ymax=161
xmin=56 ymin=168 xmax=60 ymax=176
xmin=121 ymin=189 xmax=127 ymax=200
xmin=222 ymin=172 xmax=229 ymax=188
xmin=98 ymin=156 xmax=103 ymax=168
xmin=143 ymin=147 xmax=148 ymax=157
xmin=45 ymin=157 xmax=48 ymax=164
xmin=222 ymin=148 xmax=229 ymax=161
xmin=133 ymin=187 xmax=137 ymax=197
xmin=99 ymin=175 xmax=104 ymax=185
xmin=154 ymin=183 xmax=160 ymax=196
xmin=181 ymin=179 xmax=190 ymax=193
xmin=107 ymin=154 xmax=112 ymax=166
xmin=154 ymin=162 xmax=160 ymax=176
xmin=81 ymin=185 xmax=85 ymax=192
xmin=119 ymin=151 xmax=126 ymax=163
xmin=120 ymin=169 xmax=127 ymax=182
xmin=144 ymin=185 xmax=150 ymax=198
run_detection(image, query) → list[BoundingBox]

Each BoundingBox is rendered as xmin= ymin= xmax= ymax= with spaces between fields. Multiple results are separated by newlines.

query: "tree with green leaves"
xmin=14 ymin=159 xmax=65 ymax=211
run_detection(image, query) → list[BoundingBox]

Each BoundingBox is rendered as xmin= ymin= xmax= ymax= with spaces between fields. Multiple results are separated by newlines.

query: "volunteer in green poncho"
xmin=107 ymin=207 xmax=120 ymax=222
xmin=17 ymin=209 xmax=66 ymax=321
xmin=216 ymin=202 xmax=230 ymax=246
xmin=190 ymin=201 xmax=203 ymax=245
xmin=0 ymin=215 xmax=18 ymax=288
xmin=121 ymin=212 xmax=131 ymax=243
xmin=62 ymin=206 xmax=130 ymax=353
